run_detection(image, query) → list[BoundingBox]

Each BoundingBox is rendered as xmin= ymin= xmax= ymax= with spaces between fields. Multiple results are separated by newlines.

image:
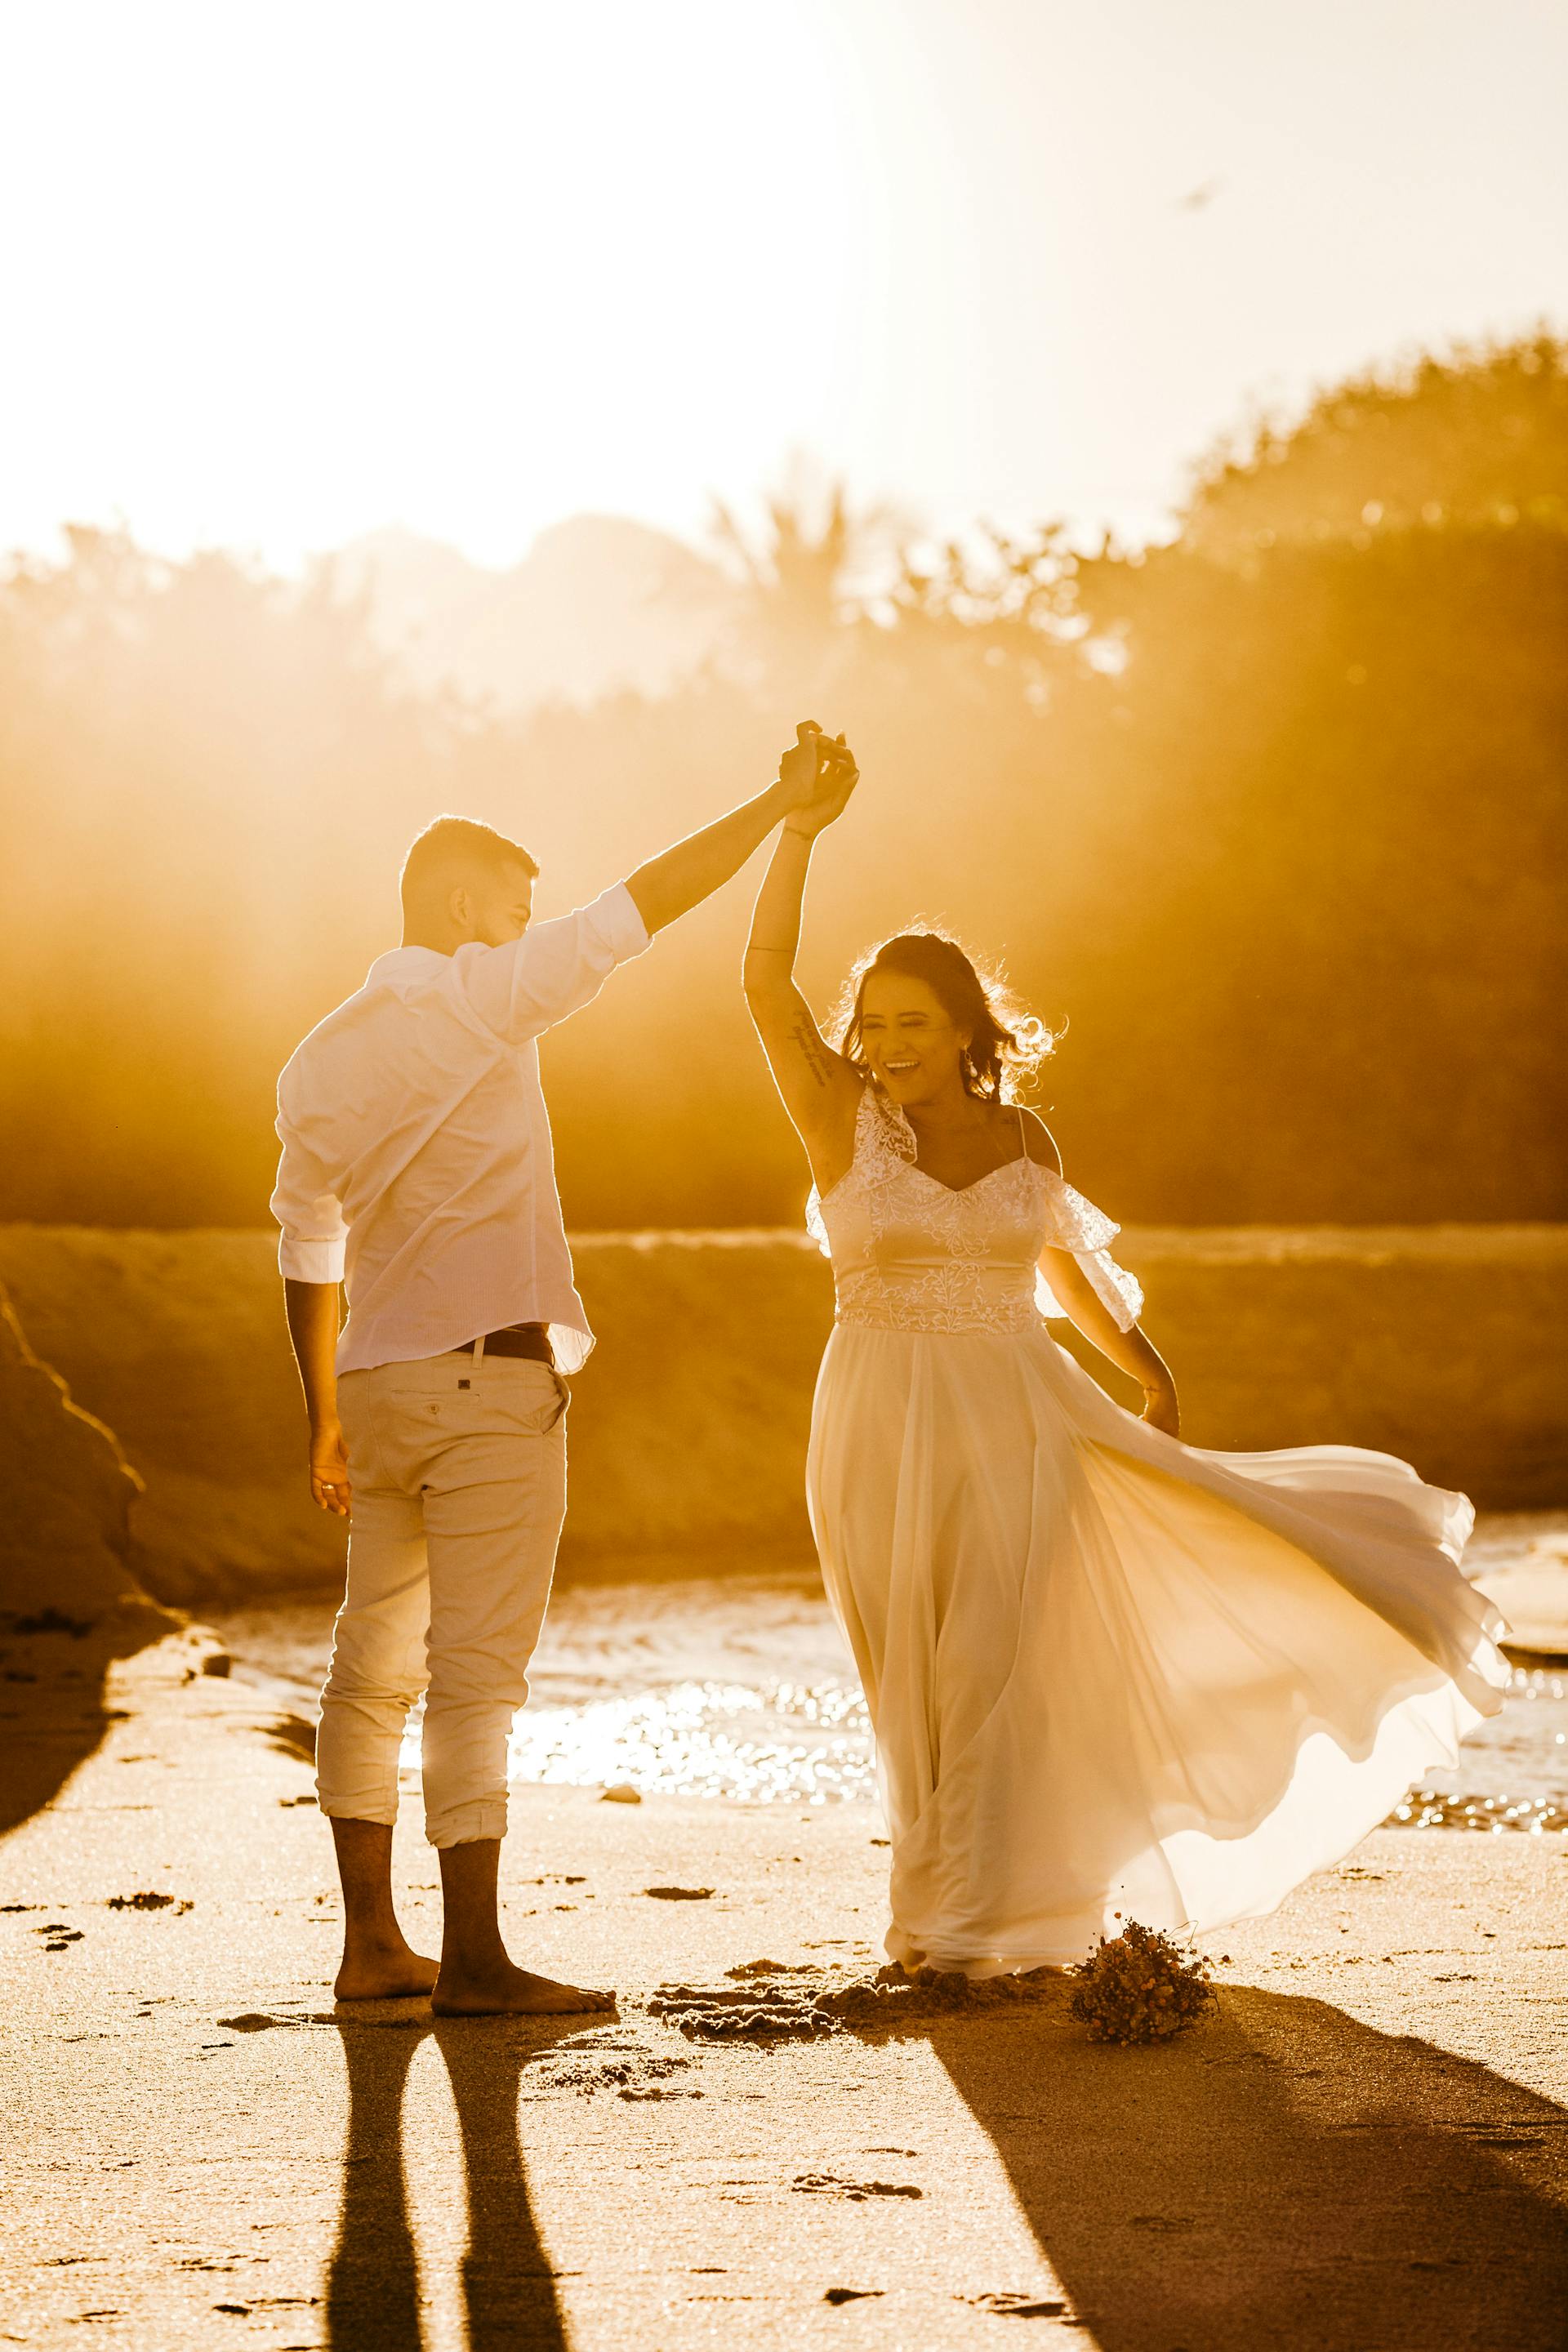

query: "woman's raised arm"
xmin=742 ymin=758 xmax=862 ymax=1195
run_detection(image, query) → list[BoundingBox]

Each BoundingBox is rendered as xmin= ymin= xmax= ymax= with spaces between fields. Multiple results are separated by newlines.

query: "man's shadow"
xmin=857 ymin=1981 xmax=1568 ymax=2350
xmin=326 ymin=2013 xmax=583 ymax=2352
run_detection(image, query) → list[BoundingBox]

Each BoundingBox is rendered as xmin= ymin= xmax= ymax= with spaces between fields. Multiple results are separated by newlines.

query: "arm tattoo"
xmin=791 ymin=1018 xmax=835 ymax=1089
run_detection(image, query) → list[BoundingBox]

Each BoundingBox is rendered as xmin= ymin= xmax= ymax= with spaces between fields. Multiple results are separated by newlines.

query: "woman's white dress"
xmin=805 ymin=1087 xmax=1507 ymax=1976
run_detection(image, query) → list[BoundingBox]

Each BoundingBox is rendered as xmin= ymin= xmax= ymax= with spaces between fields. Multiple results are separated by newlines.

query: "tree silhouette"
xmin=1 ymin=338 xmax=1563 ymax=1229
xmin=1182 ymin=331 xmax=1568 ymax=555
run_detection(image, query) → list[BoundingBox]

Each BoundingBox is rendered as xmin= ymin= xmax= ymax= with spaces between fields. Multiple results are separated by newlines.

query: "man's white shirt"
xmin=271 ymin=882 xmax=650 ymax=1375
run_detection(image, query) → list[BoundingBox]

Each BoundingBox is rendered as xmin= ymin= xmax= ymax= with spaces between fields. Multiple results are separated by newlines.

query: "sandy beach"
xmin=5 ymin=1614 xmax=1568 ymax=2352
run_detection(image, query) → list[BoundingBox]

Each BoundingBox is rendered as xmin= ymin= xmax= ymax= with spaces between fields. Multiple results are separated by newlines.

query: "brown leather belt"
xmin=457 ymin=1322 xmax=555 ymax=1365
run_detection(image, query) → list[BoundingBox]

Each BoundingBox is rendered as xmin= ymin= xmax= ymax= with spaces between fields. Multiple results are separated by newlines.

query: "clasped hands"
xmin=777 ymin=719 xmax=859 ymax=838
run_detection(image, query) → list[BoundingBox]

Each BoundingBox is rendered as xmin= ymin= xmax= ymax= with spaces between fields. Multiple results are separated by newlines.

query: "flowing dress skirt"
xmin=806 ymin=1319 xmax=1507 ymax=1976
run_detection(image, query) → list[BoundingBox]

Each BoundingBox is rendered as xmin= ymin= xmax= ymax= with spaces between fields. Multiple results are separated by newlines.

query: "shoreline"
xmin=4 ymin=1623 xmax=1568 ymax=2348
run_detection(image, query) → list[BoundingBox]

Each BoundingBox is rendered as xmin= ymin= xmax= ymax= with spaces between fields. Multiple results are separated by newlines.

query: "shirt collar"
xmin=366 ymin=945 xmax=449 ymax=987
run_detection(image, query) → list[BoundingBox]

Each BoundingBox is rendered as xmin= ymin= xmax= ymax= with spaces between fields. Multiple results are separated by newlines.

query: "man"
xmin=272 ymin=721 xmax=853 ymax=2016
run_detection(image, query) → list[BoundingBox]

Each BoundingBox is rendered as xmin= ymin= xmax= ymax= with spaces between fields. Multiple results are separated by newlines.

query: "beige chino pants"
xmin=318 ymin=1350 xmax=568 ymax=1847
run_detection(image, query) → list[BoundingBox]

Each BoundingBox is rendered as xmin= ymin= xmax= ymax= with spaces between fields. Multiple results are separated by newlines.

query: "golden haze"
xmin=2 ymin=338 xmax=1563 ymax=1233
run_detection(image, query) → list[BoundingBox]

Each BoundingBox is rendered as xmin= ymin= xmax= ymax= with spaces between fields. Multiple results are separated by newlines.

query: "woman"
xmin=743 ymin=747 xmax=1506 ymax=1978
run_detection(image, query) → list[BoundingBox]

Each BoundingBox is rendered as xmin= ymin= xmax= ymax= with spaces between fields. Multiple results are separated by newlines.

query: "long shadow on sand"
xmin=0 ymin=1615 xmax=170 ymax=1839
xmin=859 ymin=1982 xmax=1568 ymax=2350
xmin=327 ymin=2016 xmax=579 ymax=2352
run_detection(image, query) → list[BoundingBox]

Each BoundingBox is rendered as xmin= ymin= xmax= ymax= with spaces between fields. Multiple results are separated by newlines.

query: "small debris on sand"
xmin=107 ymin=1893 xmax=193 ymax=1913
xmin=960 ymin=2292 xmax=1070 ymax=2317
xmin=825 ymin=2287 xmax=884 ymax=2305
xmin=38 ymin=1923 xmax=84 ymax=1953
xmin=644 ymin=1886 xmax=714 ymax=1902
xmin=794 ymin=2174 xmax=922 ymax=2201
xmin=600 ymin=1784 xmax=642 ymax=1804
xmin=7 ymin=1609 xmax=96 ymax=1638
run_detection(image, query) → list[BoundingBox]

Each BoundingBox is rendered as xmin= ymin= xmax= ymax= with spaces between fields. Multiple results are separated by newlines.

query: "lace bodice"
xmin=806 ymin=1088 xmax=1143 ymax=1337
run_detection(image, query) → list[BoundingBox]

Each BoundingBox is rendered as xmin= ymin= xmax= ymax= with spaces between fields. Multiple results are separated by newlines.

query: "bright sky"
xmin=2 ymin=0 xmax=1564 ymax=568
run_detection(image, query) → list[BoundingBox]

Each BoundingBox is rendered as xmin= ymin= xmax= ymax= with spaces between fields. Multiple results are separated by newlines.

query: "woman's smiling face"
xmin=858 ymin=971 xmax=970 ymax=1107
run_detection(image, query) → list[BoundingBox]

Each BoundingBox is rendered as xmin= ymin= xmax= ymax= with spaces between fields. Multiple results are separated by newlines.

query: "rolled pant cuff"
xmin=425 ymin=1802 xmax=510 ymax=1849
xmin=318 ymin=1795 xmax=401 ymax=1829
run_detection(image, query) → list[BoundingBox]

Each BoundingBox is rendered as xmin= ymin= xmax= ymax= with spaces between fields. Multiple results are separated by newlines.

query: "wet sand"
xmin=5 ymin=1622 xmax=1568 ymax=2350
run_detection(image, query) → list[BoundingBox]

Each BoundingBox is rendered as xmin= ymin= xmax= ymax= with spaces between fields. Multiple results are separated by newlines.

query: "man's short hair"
xmin=399 ymin=816 xmax=539 ymax=918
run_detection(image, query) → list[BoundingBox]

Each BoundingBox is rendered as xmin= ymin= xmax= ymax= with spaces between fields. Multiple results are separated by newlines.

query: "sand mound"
xmin=0 ymin=1273 xmax=160 ymax=1624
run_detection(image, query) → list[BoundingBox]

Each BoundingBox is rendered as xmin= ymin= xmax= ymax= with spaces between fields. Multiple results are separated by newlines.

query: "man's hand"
xmin=310 ymin=1421 xmax=352 ymax=1519
xmin=626 ymin=729 xmax=857 ymax=935
xmin=787 ymin=732 xmax=859 ymax=838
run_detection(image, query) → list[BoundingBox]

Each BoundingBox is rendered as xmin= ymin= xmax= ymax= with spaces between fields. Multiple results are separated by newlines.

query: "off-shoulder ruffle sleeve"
xmin=1032 ymin=1169 xmax=1144 ymax=1332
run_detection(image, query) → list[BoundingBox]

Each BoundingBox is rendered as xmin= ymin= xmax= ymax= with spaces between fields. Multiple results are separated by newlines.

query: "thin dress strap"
xmin=1016 ymin=1105 xmax=1027 ymax=1157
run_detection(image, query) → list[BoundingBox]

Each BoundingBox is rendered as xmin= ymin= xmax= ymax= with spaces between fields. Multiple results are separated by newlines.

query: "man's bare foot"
xmin=334 ymin=1941 xmax=440 ymax=2002
xmin=430 ymin=1959 xmax=616 ymax=2017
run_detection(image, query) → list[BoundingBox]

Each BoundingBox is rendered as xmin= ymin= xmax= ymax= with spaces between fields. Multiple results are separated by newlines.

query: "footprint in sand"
xmin=541 ymin=2051 xmax=695 ymax=2100
xmin=793 ymin=2174 xmax=922 ymax=2201
xmin=960 ymin=2291 xmax=1071 ymax=2317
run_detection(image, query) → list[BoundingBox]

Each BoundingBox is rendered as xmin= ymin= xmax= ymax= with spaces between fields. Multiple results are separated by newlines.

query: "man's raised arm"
xmin=625 ymin=722 xmax=849 ymax=935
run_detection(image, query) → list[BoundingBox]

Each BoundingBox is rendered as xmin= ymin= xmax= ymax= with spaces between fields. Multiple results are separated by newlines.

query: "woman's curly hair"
xmin=834 ymin=929 xmax=1058 ymax=1104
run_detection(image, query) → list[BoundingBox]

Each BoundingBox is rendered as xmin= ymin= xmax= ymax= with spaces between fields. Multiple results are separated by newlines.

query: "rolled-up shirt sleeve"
xmin=271 ymin=1114 xmax=349 ymax=1284
xmin=459 ymin=881 xmax=652 ymax=1045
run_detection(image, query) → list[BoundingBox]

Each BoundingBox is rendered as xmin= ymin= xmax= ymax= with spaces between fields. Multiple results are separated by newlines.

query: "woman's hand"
xmin=787 ymin=733 xmax=858 ymax=837
xmin=776 ymin=719 xmax=831 ymax=808
xmin=1140 ymin=1376 xmax=1181 ymax=1441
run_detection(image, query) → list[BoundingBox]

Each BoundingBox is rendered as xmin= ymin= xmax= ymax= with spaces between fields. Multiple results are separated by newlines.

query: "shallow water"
xmin=212 ymin=1514 xmax=1568 ymax=1829
xmin=214 ymin=1571 xmax=874 ymax=1806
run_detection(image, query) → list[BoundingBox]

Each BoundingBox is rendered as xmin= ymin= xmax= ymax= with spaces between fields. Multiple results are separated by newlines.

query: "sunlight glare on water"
xmin=216 ymin=1527 xmax=1568 ymax=1823
xmin=501 ymin=1678 xmax=875 ymax=1804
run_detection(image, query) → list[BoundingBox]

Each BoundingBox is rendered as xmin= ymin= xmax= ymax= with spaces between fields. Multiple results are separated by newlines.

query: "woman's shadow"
xmin=858 ymin=1980 xmax=1568 ymax=2350
xmin=325 ymin=2013 xmax=582 ymax=2352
